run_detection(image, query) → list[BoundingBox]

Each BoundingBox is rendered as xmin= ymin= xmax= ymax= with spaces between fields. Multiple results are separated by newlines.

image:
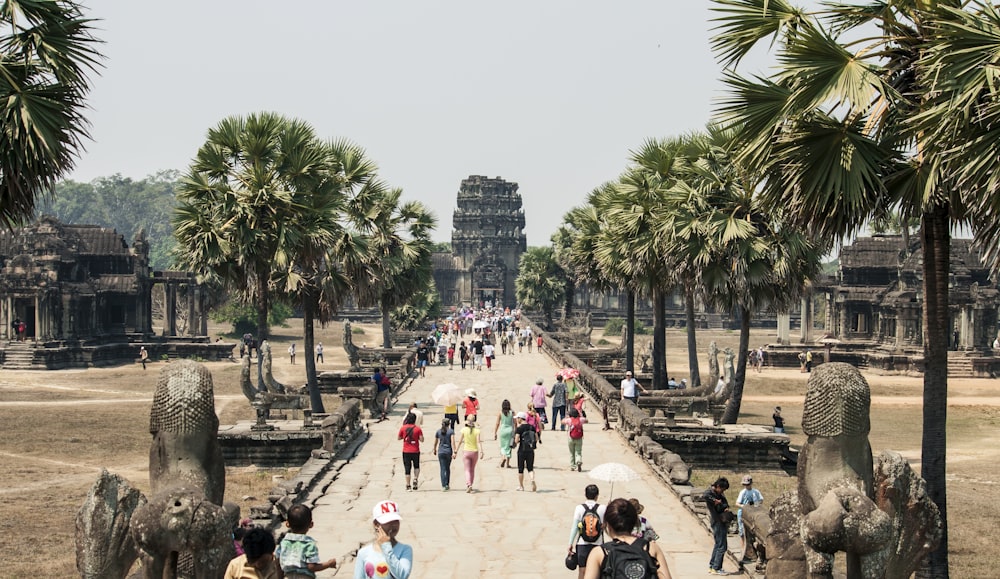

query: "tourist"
xmin=447 ymin=342 xmax=455 ymax=370
xmin=437 ymin=339 xmax=447 ymax=366
xmin=483 ymin=340 xmax=495 ymax=370
xmin=355 ymin=500 xmax=412 ymax=579
xmin=398 ymin=413 xmax=423 ymax=491
xmin=628 ymin=498 xmax=659 ymax=542
xmin=703 ymin=477 xmax=734 ymax=575
xmin=513 ymin=412 xmax=537 ymax=491
xmin=678 ymin=378 xmax=688 ymax=390
xmin=315 ymin=342 xmax=323 ymax=363
xmin=736 ymin=475 xmax=764 ymax=562
xmin=288 ymin=343 xmax=296 ymax=364
xmin=530 ymin=377 xmax=549 ymax=425
xmin=493 ymin=399 xmax=515 ymax=468
xmin=714 ymin=377 xmax=727 ymax=398
xmin=10 ymin=317 xmax=19 ymax=342
xmin=459 ymin=341 xmax=468 ymax=370
xmin=457 ymin=414 xmax=484 ymax=492
xmin=525 ymin=326 xmax=534 ymax=352
xmin=563 ymin=407 xmax=587 ymax=472
xmin=471 ymin=337 xmax=485 ymax=371
xmin=548 ymin=374 xmax=568 ymax=431
xmin=432 ymin=418 xmax=455 ymax=491
xmin=772 ymin=406 xmax=784 ymax=434
xmin=525 ymin=403 xmax=543 ymax=444
xmin=462 ymin=389 xmax=479 ymax=423
xmin=621 ymin=370 xmax=647 ymax=404
xmin=224 ymin=527 xmax=281 ymax=579
xmin=276 ymin=504 xmax=337 ymax=578
xmin=415 ymin=340 xmax=429 ymax=378
xmin=500 ymin=332 xmax=509 ymax=355
xmin=805 ymin=349 xmax=814 ymax=372
xmin=139 ymin=346 xmax=149 ymax=370
xmin=536 ymin=333 xmax=543 ymax=352
xmin=506 ymin=328 xmax=516 ymax=355
xmin=568 ymin=484 xmax=606 ymax=579
xmin=405 ymin=402 xmax=423 ymax=426
xmin=373 ymin=367 xmax=391 ymax=421
xmin=667 ymin=376 xmax=678 ymax=389
xmin=584 ymin=498 xmax=671 ymax=579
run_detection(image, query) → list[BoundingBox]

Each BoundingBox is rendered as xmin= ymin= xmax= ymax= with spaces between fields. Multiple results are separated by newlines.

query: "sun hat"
xmin=372 ymin=500 xmax=401 ymax=524
xmin=742 ymin=475 xmax=753 ymax=485
xmin=465 ymin=388 xmax=477 ymax=398
xmin=516 ymin=412 xmax=528 ymax=420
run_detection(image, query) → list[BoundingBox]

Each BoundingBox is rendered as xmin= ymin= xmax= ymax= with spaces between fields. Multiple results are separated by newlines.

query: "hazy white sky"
xmin=71 ymin=1 xmax=775 ymax=244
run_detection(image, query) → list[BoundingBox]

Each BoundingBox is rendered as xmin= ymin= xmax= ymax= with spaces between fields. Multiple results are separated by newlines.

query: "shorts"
xmin=576 ymin=543 xmax=598 ymax=567
xmin=418 ymin=359 xmax=428 ymax=367
xmin=402 ymin=452 xmax=420 ymax=474
xmin=516 ymin=450 xmax=534 ymax=473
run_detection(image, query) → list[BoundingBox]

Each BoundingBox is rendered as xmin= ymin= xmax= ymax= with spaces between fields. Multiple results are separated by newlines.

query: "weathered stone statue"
xmin=343 ymin=320 xmax=361 ymax=371
xmin=75 ymin=470 xmax=144 ymax=578
xmin=707 ymin=341 xmax=720 ymax=387
xmin=723 ymin=347 xmax=735 ymax=385
xmin=259 ymin=340 xmax=286 ymax=393
xmin=239 ymin=353 xmax=308 ymax=424
xmin=764 ymin=363 xmax=941 ymax=579
xmin=76 ymin=360 xmax=239 ymax=578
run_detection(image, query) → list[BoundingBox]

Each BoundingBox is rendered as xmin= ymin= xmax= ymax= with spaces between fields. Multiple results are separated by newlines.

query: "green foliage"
xmin=40 ymin=172 xmax=180 ymax=269
xmin=515 ymin=246 xmax=568 ymax=321
xmin=209 ymin=299 xmax=293 ymax=335
xmin=604 ymin=317 xmax=625 ymax=335
xmin=430 ymin=241 xmax=452 ymax=253
xmin=390 ymin=282 xmax=442 ymax=331
xmin=635 ymin=321 xmax=649 ymax=335
xmin=352 ymin=326 xmax=366 ymax=335
xmin=0 ymin=0 xmax=103 ymax=228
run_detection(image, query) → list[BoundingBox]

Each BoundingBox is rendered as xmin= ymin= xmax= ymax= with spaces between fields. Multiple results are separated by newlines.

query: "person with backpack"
xmin=397 ymin=412 xmax=423 ymax=491
xmin=563 ymin=407 xmax=588 ymax=472
xmin=512 ymin=412 xmax=537 ymax=491
xmin=583 ymin=498 xmax=672 ymax=579
xmin=568 ymin=484 xmax=606 ymax=579
xmin=703 ymin=477 xmax=734 ymax=575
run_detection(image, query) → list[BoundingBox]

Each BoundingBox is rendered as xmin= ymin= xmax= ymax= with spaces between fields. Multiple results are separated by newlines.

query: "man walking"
xmin=620 ymin=370 xmax=646 ymax=404
xmin=315 ymin=342 xmax=324 ymax=363
xmin=416 ymin=340 xmax=430 ymax=378
xmin=568 ymin=484 xmax=606 ymax=579
xmin=548 ymin=374 xmax=568 ymax=430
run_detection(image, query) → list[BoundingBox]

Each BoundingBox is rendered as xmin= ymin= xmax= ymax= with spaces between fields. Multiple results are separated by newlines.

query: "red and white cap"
xmin=372 ymin=500 xmax=401 ymax=524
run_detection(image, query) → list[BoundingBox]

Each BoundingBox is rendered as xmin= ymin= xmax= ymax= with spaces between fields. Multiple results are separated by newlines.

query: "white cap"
xmin=372 ymin=500 xmax=401 ymax=524
xmin=516 ymin=412 xmax=528 ymax=420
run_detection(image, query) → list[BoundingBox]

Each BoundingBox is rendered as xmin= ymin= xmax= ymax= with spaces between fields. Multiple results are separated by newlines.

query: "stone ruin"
xmin=75 ymin=360 xmax=239 ymax=578
xmin=762 ymin=363 xmax=942 ymax=578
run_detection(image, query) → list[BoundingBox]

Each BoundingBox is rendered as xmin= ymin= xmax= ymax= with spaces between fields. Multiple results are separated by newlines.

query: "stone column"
xmin=34 ymin=294 xmax=41 ymax=343
xmin=63 ymin=295 xmax=73 ymax=338
xmin=825 ymin=292 xmax=834 ymax=334
xmin=799 ymin=296 xmax=813 ymax=344
xmin=777 ymin=312 xmax=791 ymax=345
xmin=166 ymin=283 xmax=177 ymax=337
xmin=187 ymin=282 xmax=196 ymax=336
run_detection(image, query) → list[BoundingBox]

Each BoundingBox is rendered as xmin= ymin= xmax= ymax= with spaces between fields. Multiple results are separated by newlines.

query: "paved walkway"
xmin=307 ymin=347 xmax=743 ymax=577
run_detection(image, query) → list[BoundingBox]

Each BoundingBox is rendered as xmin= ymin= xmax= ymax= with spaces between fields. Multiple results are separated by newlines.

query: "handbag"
xmin=719 ymin=510 xmax=735 ymax=524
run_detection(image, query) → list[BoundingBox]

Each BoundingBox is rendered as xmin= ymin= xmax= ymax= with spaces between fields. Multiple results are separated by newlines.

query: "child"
xmin=224 ymin=527 xmax=281 ymax=579
xmin=276 ymin=504 xmax=337 ymax=578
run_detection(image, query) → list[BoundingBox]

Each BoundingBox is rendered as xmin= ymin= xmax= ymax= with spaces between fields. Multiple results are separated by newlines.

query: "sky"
xmin=70 ymin=1 xmax=776 ymax=245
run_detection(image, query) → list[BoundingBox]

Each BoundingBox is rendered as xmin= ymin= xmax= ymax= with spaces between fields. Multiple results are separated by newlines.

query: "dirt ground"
xmin=0 ymin=322 xmax=994 ymax=576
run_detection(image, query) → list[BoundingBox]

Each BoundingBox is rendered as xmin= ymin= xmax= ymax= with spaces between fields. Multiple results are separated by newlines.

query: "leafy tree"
xmin=0 ymin=0 xmax=101 ymax=227
xmin=515 ymin=246 xmax=568 ymax=328
xmin=391 ymin=280 xmax=441 ymax=331
xmin=210 ymin=298 xmax=293 ymax=335
xmin=710 ymin=1 xmax=1000 ymax=572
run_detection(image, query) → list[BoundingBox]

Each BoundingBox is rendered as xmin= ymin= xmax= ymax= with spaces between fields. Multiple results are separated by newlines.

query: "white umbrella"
xmin=472 ymin=320 xmax=490 ymax=330
xmin=588 ymin=462 xmax=641 ymax=496
xmin=431 ymin=383 xmax=464 ymax=406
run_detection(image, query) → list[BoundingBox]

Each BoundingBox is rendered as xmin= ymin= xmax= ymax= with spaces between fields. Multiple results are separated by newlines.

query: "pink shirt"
xmin=530 ymin=385 xmax=547 ymax=407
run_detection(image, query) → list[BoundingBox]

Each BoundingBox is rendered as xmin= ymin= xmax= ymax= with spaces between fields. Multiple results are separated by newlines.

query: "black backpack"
xmin=518 ymin=428 xmax=536 ymax=452
xmin=600 ymin=538 xmax=658 ymax=579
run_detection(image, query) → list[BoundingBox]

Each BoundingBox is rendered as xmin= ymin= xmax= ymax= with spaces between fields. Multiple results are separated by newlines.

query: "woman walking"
xmin=462 ymin=389 xmax=480 ymax=423
xmin=433 ymin=418 xmax=456 ymax=491
xmin=398 ymin=412 xmax=423 ymax=491
xmin=584 ymin=498 xmax=672 ymax=579
xmin=494 ymin=399 xmax=515 ymax=468
xmin=457 ymin=415 xmax=484 ymax=493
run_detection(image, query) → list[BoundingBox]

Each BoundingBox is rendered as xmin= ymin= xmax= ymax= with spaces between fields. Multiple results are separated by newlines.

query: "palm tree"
xmin=710 ymin=1 xmax=1000 ymax=573
xmin=0 ymin=0 xmax=101 ymax=227
xmin=175 ymin=112 xmax=331 ymax=342
xmin=350 ymin=183 xmax=436 ymax=348
xmin=514 ymin=246 xmax=568 ymax=329
xmin=550 ymin=225 xmax=577 ymax=320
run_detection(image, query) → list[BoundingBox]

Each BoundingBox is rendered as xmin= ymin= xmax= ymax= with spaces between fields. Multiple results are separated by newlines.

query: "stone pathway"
xmin=307 ymin=346 xmax=744 ymax=577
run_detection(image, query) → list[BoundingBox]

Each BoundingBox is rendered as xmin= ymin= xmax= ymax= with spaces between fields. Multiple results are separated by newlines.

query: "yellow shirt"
xmin=444 ymin=404 xmax=457 ymax=414
xmin=460 ymin=426 xmax=480 ymax=452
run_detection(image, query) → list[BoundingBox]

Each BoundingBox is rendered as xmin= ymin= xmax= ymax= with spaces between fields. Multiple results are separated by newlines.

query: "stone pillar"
xmin=166 ymin=283 xmax=177 ymax=337
xmin=34 ymin=294 xmax=41 ymax=343
xmin=2 ymin=297 xmax=8 ymax=340
xmin=187 ymin=282 xmax=196 ymax=336
xmin=63 ymin=295 xmax=73 ymax=338
xmin=777 ymin=312 xmax=791 ymax=345
xmin=198 ymin=286 xmax=208 ymax=336
xmin=825 ymin=292 xmax=834 ymax=334
xmin=959 ymin=306 xmax=970 ymax=350
xmin=799 ymin=296 xmax=813 ymax=344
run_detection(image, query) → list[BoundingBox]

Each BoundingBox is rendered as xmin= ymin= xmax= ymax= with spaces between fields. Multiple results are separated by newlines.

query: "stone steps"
xmin=1 ymin=342 xmax=38 ymax=370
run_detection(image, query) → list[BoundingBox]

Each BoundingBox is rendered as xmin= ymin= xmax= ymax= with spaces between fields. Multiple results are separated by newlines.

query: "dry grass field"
xmin=0 ymin=321 xmax=995 ymax=577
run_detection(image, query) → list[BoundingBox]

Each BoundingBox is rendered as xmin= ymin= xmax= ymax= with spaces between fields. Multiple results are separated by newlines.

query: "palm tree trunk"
xmin=652 ymin=286 xmax=667 ymax=390
xmin=685 ymin=283 xmax=701 ymax=387
xmin=303 ymin=301 xmax=324 ymax=414
xmin=564 ymin=279 xmax=575 ymax=320
xmin=625 ymin=289 xmax=636 ymax=373
xmin=721 ymin=305 xmax=751 ymax=424
xmin=256 ymin=272 xmax=269 ymax=342
xmin=381 ymin=297 xmax=392 ymax=348
xmin=917 ymin=205 xmax=950 ymax=578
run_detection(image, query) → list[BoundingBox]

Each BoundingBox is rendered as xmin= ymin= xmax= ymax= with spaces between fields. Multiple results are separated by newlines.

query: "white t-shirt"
xmin=570 ymin=500 xmax=607 ymax=546
xmin=484 ymin=344 xmax=495 ymax=358
xmin=737 ymin=487 xmax=763 ymax=509
xmin=714 ymin=378 xmax=726 ymax=396
xmin=620 ymin=378 xmax=638 ymax=398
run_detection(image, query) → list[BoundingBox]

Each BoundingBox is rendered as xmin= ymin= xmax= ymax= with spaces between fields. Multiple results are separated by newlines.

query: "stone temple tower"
xmin=434 ymin=175 xmax=526 ymax=308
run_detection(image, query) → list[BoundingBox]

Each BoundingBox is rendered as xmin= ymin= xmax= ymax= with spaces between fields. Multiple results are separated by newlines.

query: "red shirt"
xmin=463 ymin=397 xmax=479 ymax=416
xmin=399 ymin=424 xmax=423 ymax=453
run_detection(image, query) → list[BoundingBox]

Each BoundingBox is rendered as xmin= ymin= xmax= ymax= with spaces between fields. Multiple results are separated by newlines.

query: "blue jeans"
xmin=438 ymin=454 xmax=451 ymax=487
xmin=551 ymin=405 xmax=566 ymax=429
xmin=710 ymin=520 xmax=727 ymax=570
